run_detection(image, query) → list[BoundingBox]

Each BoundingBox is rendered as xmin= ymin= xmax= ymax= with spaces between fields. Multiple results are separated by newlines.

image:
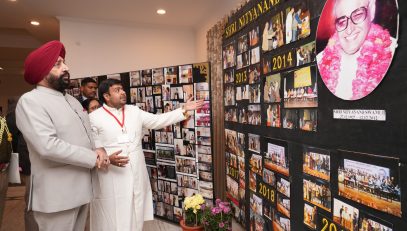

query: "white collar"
xmin=103 ymin=103 xmax=124 ymax=112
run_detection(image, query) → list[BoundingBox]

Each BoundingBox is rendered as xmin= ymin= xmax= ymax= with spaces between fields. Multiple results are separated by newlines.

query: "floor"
xmin=1 ymin=185 xmax=245 ymax=231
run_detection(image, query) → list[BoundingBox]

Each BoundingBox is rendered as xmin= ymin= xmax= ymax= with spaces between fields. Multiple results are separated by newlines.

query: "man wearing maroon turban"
xmin=15 ymin=40 xmax=113 ymax=231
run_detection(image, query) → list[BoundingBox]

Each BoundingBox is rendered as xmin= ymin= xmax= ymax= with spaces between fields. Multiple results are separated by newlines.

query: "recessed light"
xmin=8 ymin=0 xmax=17 ymax=2
xmin=30 ymin=21 xmax=40 ymax=26
xmin=157 ymin=9 xmax=166 ymax=15
xmin=0 ymin=67 xmax=3 ymax=70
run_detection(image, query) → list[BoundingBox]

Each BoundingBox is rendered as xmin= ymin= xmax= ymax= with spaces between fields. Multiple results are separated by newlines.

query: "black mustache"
xmin=61 ymin=72 xmax=70 ymax=78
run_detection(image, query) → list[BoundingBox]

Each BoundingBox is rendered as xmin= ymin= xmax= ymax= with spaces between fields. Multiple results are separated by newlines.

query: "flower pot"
xmin=203 ymin=220 xmax=232 ymax=231
xmin=180 ymin=219 xmax=204 ymax=231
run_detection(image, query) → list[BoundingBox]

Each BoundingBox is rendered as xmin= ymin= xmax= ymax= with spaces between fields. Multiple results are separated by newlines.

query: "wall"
xmin=59 ymin=18 xmax=197 ymax=78
xmin=58 ymin=2 xmax=243 ymax=78
xmin=2 ymin=19 xmax=199 ymax=111
xmin=195 ymin=0 xmax=243 ymax=62
xmin=195 ymin=15 xmax=222 ymax=62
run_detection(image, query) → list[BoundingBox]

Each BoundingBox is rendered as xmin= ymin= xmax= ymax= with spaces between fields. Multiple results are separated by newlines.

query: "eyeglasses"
xmin=335 ymin=6 xmax=368 ymax=32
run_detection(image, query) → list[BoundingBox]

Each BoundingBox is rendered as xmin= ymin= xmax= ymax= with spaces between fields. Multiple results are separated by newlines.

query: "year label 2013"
xmin=235 ymin=71 xmax=247 ymax=84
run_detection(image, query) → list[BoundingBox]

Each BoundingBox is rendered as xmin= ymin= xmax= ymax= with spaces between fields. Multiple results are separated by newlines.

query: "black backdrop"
xmin=223 ymin=0 xmax=407 ymax=230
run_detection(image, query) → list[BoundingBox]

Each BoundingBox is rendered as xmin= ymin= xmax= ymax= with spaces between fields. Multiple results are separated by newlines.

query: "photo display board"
xmin=223 ymin=0 xmax=406 ymax=230
xmin=68 ymin=62 xmax=213 ymax=224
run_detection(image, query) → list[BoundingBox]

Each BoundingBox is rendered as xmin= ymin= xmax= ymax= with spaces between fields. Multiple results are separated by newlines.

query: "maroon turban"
xmin=24 ymin=40 xmax=66 ymax=85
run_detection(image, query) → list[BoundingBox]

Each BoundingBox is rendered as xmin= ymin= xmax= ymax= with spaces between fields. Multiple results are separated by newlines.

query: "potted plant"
xmin=202 ymin=199 xmax=232 ymax=231
xmin=180 ymin=194 xmax=205 ymax=231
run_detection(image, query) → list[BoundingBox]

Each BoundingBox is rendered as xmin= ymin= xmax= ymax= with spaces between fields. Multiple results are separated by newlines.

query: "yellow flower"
xmin=184 ymin=194 xmax=205 ymax=213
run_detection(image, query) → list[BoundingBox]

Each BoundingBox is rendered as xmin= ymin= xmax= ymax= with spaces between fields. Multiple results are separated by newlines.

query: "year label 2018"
xmin=257 ymin=182 xmax=275 ymax=203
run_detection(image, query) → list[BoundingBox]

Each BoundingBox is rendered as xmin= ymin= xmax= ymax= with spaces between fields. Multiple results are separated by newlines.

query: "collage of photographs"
xmin=300 ymin=148 xmax=398 ymax=231
xmin=222 ymin=0 xmax=315 ymax=229
xmin=220 ymin=0 xmax=403 ymax=229
xmin=315 ymin=192 xmax=396 ymax=231
xmin=248 ymin=136 xmax=292 ymax=231
xmin=117 ymin=62 xmax=213 ymax=223
xmin=330 ymin=151 xmax=399 ymax=231
xmin=225 ymin=128 xmax=247 ymax=224
xmin=302 ymin=146 xmax=331 ymax=229
xmin=163 ymin=65 xmax=212 ymax=222
xmin=223 ymin=1 xmax=317 ymax=133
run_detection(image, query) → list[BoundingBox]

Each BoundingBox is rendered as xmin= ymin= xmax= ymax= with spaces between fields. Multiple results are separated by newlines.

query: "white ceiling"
xmin=0 ymin=0 xmax=242 ymax=85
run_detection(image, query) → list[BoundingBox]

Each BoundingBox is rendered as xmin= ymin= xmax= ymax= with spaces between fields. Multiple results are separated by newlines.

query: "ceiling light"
xmin=8 ymin=0 xmax=17 ymax=2
xmin=157 ymin=9 xmax=166 ymax=15
xmin=0 ymin=67 xmax=3 ymax=71
xmin=30 ymin=21 xmax=40 ymax=26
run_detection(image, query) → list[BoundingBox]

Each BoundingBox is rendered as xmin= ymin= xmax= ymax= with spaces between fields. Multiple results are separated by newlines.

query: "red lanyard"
xmin=102 ymin=106 xmax=125 ymax=128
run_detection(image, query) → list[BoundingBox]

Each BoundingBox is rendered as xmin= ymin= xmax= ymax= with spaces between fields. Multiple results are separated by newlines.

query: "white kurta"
xmin=89 ymin=104 xmax=185 ymax=231
xmin=285 ymin=10 xmax=293 ymax=44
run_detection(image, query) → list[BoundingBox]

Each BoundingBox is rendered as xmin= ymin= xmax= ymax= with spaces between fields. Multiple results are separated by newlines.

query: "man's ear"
xmin=103 ymin=92 xmax=109 ymax=103
xmin=368 ymin=0 xmax=376 ymax=22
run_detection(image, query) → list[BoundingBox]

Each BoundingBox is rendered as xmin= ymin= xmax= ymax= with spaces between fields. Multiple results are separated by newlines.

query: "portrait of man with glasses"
xmin=316 ymin=0 xmax=398 ymax=100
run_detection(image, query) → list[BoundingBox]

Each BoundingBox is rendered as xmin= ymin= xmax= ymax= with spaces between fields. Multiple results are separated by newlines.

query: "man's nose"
xmin=345 ymin=20 xmax=355 ymax=34
xmin=62 ymin=62 xmax=69 ymax=72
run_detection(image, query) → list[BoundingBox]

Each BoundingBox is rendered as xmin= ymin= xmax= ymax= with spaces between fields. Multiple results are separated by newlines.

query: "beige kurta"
xmin=16 ymin=86 xmax=96 ymax=213
xmin=89 ymin=104 xmax=184 ymax=231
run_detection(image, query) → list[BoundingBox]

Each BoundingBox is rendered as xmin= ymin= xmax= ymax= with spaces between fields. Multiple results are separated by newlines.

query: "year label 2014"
xmin=271 ymin=50 xmax=294 ymax=72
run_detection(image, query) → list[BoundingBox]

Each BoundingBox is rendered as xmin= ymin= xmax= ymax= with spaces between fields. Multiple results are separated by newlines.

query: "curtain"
xmin=206 ymin=0 xmax=249 ymax=201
